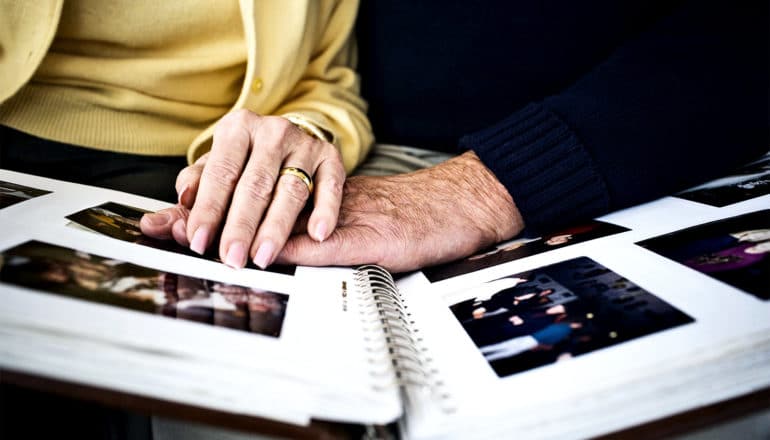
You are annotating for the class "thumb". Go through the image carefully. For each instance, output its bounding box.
[276,226,380,268]
[140,204,191,240]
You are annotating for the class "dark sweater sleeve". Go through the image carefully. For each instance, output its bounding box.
[460,0,768,233]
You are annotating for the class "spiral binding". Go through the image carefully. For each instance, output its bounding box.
[354,265,454,412]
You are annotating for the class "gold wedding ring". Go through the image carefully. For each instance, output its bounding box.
[279,167,314,194]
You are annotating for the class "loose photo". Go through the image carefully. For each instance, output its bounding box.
[0,241,289,337]
[67,202,296,275]
[637,209,770,300]
[450,257,692,378]
[676,154,770,207]
[423,221,628,282]
[0,180,51,209]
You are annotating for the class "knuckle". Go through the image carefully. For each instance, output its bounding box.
[214,110,256,137]
[228,108,255,125]
[321,176,344,198]
[187,213,218,233]
[273,115,295,132]
[278,174,311,203]
[192,193,232,219]
[263,116,295,140]
[251,122,290,156]
[202,159,242,189]
[239,169,276,204]
[225,216,259,237]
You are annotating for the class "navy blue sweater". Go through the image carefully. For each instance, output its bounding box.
[355,1,768,232]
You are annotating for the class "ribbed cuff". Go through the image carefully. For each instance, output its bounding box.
[459,103,610,233]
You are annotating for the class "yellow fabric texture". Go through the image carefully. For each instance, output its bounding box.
[0,0,373,172]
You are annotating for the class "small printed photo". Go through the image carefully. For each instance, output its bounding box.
[637,209,770,300]
[450,257,692,378]
[676,154,770,207]
[0,241,289,337]
[67,202,150,242]
[0,180,51,209]
[423,221,629,283]
[67,202,296,276]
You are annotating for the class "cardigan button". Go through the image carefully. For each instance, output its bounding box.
[251,77,263,93]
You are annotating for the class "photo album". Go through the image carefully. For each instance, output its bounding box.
[1,155,769,439]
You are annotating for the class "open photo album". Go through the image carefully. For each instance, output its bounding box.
[1,160,769,439]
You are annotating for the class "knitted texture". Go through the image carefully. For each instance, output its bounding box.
[461,103,609,233]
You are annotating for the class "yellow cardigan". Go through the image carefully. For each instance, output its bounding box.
[0,0,373,172]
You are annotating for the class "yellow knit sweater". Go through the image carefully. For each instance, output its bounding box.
[0,0,372,172]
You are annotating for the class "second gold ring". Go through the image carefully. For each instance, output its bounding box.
[278,166,314,194]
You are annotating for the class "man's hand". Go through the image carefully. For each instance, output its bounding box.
[277,151,525,272]
[139,110,345,269]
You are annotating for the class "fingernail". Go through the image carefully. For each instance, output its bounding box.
[177,184,189,205]
[190,226,209,255]
[253,240,276,269]
[224,242,246,268]
[144,212,170,226]
[314,221,328,242]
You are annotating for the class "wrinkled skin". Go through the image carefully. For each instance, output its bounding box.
[277,151,524,272]
[140,109,345,269]
[143,146,524,273]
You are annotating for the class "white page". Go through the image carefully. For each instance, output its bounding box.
[291,266,403,424]
[0,170,402,426]
[0,323,313,425]
[396,193,770,439]
[3,168,768,435]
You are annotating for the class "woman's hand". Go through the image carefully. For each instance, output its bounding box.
[140,109,345,269]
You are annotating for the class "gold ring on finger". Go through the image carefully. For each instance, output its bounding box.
[279,167,314,194]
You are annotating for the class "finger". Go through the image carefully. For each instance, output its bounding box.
[250,159,314,269]
[306,156,345,242]
[186,111,254,255]
[175,157,206,209]
[140,204,191,240]
[171,218,189,247]
[218,117,309,268]
[217,135,306,269]
[276,226,380,268]
[291,211,311,236]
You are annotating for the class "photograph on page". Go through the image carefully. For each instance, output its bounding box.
[0,240,289,337]
[67,202,296,275]
[637,209,770,300]
[0,180,52,209]
[448,257,693,377]
[676,153,770,207]
[422,220,629,283]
